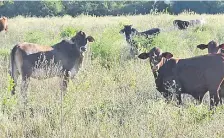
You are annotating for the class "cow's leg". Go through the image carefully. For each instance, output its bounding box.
[197,96,203,105]
[10,69,19,95]
[174,78,182,105]
[20,76,30,107]
[61,70,69,93]
[218,80,224,105]
[176,93,182,105]
[209,90,220,110]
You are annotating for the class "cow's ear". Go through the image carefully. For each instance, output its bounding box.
[87,36,95,42]
[119,29,124,34]
[197,44,208,50]
[138,53,149,59]
[161,52,173,59]
[218,44,224,49]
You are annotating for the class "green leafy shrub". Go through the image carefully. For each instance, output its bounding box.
[24,30,48,44]
[187,104,213,124]
[60,26,80,38]
[0,49,9,57]
[91,26,123,68]
[131,35,155,53]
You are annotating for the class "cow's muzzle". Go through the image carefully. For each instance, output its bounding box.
[80,46,87,52]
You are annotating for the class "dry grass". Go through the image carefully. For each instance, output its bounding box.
[0,13,224,137]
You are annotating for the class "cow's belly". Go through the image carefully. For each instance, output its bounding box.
[177,67,207,94]
[30,68,63,79]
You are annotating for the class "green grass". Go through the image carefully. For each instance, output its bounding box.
[0,13,224,137]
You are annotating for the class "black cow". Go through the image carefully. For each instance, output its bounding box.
[9,31,95,105]
[173,19,205,30]
[120,25,160,43]
[120,25,160,56]
[141,52,224,109]
[173,20,190,30]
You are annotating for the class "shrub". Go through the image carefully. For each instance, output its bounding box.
[60,26,78,38]
[24,30,47,44]
[91,26,123,68]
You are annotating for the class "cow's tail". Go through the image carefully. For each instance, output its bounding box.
[9,45,26,95]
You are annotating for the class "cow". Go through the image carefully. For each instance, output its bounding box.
[9,31,94,105]
[145,52,224,109]
[173,20,190,30]
[120,25,160,56]
[120,25,160,43]
[173,19,205,30]
[196,40,224,54]
[189,18,206,27]
[0,16,8,32]
[137,47,173,79]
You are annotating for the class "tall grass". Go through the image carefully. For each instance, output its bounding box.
[0,13,224,137]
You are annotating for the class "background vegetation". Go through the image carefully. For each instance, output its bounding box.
[1,1,224,17]
[1,12,224,137]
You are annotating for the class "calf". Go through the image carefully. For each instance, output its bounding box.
[0,16,8,32]
[120,25,160,56]
[138,47,173,79]
[197,40,224,54]
[151,53,224,109]
[120,25,160,43]
[9,31,94,104]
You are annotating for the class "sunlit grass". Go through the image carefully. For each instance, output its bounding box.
[0,13,224,137]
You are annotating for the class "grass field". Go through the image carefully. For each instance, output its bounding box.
[1,13,224,137]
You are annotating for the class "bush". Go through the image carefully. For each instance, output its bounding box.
[91,26,123,68]
[60,26,78,38]
[24,30,47,44]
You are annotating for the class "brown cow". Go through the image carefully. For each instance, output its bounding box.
[148,53,224,109]
[9,31,94,105]
[197,40,224,54]
[0,16,8,32]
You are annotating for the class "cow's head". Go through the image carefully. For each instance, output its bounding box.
[138,47,173,71]
[0,16,8,32]
[120,25,137,43]
[218,43,224,54]
[2,16,7,20]
[197,40,219,54]
[71,31,95,53]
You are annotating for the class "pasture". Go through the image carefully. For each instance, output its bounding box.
[0,13,224,137]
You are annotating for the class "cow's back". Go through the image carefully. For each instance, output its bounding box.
[176,54,224,97]
[142,28,160,35]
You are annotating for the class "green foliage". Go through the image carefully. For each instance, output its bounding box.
[193,25,213,33]
[0,49,9,57]
[187,104,213,124]
[91,26,123,68]
[1,74,17,115]
[2,15,224,137]
[24,31,47,44]
[24,30,60,46]
[2,1,224,17]
[60,26,78,38]
[40,1,64,16]
[132,35,155,53]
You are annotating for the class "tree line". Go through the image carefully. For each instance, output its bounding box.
[0,1,224,17]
